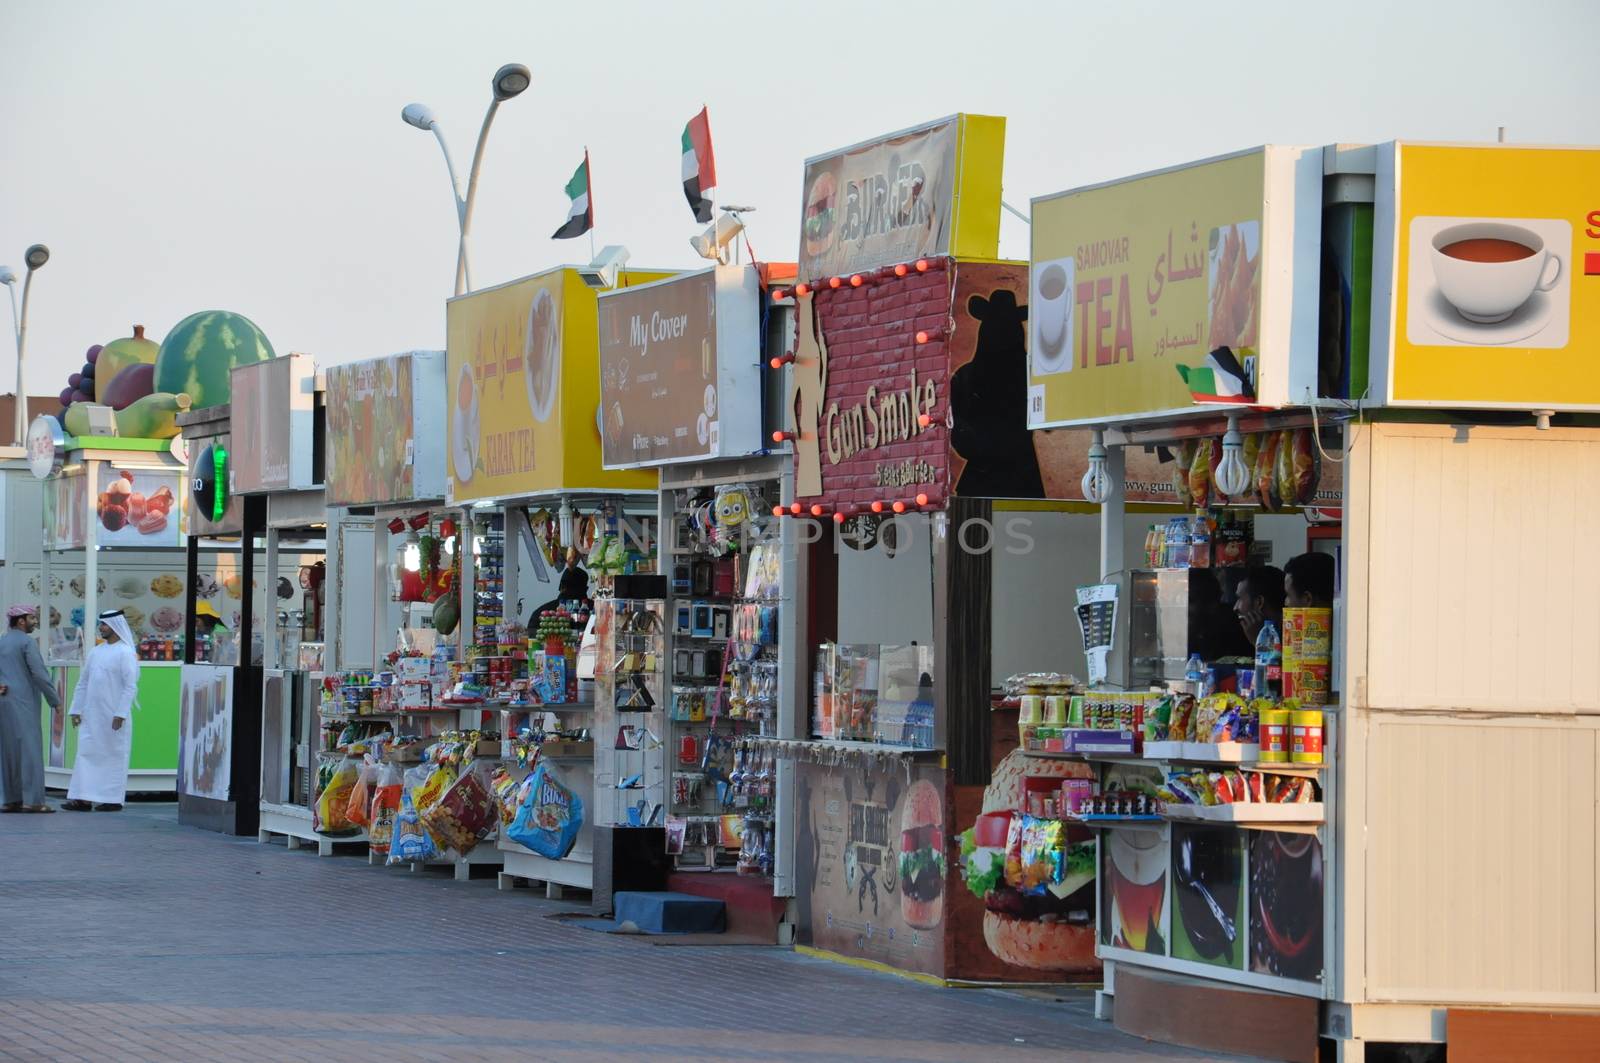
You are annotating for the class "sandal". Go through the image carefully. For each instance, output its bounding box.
[61,800,94,812]
[21,805,55,814]
[0,803,22,814]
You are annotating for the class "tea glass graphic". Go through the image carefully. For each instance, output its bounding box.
[1035,262,1071,350]
[1429,221,1562,323]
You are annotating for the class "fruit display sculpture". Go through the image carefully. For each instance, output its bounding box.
[64,391,192,440]
[154,310,275,410]
[95,325,160,403]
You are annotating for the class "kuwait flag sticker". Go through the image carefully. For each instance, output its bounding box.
[1176,347,1256,405]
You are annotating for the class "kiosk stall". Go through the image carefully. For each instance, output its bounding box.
[1024,141,1600,1061]
[441,264,671,901]
[597,261,802,934]
[28,415,190,794]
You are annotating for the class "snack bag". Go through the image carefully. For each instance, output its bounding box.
[346,761,375,829]
[1255,430,1280,511]
[506,762,585,860]
[1189,438,1214,509]
[1017,816,1065,895]
[1241,432,1262,480]
[1173,440,1197,507]
[314,756,361,835]
[1002,810,1027,888]
[368,762,404,855]
[422,762,496,856]
[412,762,457,815]
[1292,427,1320,506]
[1274,429,1296,510]
[491,767,522,828]
[386,788,437,865]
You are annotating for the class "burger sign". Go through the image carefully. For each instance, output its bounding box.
[797,114,1006,282]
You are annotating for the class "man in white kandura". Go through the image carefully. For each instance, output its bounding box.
[61,610,140,813]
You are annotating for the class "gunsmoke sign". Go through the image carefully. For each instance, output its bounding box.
[599,269,719,467]
[799,117,960,281]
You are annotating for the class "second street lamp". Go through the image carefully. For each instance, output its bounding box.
[3,244,50,444]
[401,62,531,297]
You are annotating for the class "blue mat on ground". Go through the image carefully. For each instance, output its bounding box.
[572,891,726,935]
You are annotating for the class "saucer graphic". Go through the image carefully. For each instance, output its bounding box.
[1417,286,1556,347]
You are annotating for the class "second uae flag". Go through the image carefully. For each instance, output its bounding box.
[552,152,593,239]
[681,107,717,223]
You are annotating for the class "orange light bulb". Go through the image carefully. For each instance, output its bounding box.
[916,493,930,507]
[894,263,909,277]
[892,501,907,514]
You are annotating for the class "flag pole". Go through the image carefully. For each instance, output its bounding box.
[587,146,596,261]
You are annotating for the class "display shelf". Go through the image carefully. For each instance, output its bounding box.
[1161,802,1325,829]
[1069,814,1164,829]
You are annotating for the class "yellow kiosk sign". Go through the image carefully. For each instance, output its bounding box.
[1028,147,1322,428]
[446,268,658,504]
[1374,142,1600,410]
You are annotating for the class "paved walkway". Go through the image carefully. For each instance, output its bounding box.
[0,802,1237,1062]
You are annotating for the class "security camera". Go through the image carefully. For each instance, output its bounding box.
[689,213,744,263]
[578,245,631,289]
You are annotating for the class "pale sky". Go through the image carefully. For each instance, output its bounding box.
[3,0,1597,398]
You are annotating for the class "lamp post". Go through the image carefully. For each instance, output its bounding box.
[2,243,49,444]
[401,63,530,297]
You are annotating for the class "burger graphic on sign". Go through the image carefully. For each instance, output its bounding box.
[803,171,838,259]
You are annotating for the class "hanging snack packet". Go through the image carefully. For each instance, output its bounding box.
[506,762,585,860]
[1017,815,1065,895]
[386,788,438,865]
[314,756,361,835]
[368,763,404,855]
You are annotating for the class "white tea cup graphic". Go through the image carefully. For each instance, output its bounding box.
[1429,222,1561,324]
[1034,261,1072,361]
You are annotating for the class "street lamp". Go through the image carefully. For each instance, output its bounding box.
[2,243,49,445]
[401,62,531,297]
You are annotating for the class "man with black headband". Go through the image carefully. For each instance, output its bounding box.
[61,610,140,812]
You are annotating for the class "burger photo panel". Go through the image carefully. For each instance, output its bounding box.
[793,759,948,978]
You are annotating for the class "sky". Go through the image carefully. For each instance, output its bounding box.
[1,0,1597,400]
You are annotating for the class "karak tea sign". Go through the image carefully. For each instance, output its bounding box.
[1372,142,1600,410]
[1027,146,1322,428]
[598,266,762,468]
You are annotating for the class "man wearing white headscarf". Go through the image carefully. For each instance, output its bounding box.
[0,605,62,813]
[61,610,140,812]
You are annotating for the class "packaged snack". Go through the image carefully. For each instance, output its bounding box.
[1174,440,1198,507]
[386,788,438,864]
[313,756,361,835]
[1255,430,1280,511]
[1290,708,1325,764]
[1210,772,1235,805]
[422,764,496,855]
[1247,772,1266,803]
[345,761,375,829]
[1292,427,1320,506]
[506,762,585,860]
[1143,694,1174,742]
[367,763,404,855]
[1274,429,1296,511]
[1017,815,1065,895]
[1210,704,1243,743]
[1169,695,1195,742]
[1241,432,1263,479]
[1002,811,1027,887]
[1189,438,1214,510]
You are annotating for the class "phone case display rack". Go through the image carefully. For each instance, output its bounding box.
[592,597,668,837]
[663,485,783,876]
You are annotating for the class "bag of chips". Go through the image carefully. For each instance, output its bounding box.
[368,762,404,855]
[313,756,361,835]
[386,787,438,865]
[1016,815,1066,895]
[421,761,497,856]
[346,760,375,829]
[505,762,585,860]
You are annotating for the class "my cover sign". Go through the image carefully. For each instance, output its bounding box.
[1370,142,1600,410]
[1027,147,1322,428]
[798,114,1006,282]
[599,266,762,468]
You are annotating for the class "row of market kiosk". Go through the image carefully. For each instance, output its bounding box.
[9,118,1598,1061]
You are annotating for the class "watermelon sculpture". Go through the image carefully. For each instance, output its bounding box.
[154,310,275,409]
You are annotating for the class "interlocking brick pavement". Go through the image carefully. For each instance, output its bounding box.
[0,803,1242,1061]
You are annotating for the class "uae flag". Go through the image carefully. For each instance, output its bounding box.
[681,107,717,223]
[552,152,593,240]
[1176,347,1256,404]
